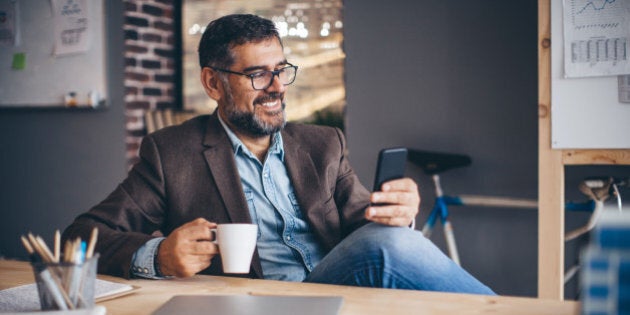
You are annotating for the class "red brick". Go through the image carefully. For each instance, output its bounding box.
[125,2,137,12]
[142,4,164,17]
[125,44,149,54]
[125,71,150,82]
[126,86,139,95]
[142,33,163,43]
[127,101,151,110]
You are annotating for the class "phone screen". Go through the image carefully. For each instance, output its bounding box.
[372,147,408,192]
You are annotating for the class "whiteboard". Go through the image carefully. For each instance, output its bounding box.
[0,0,105,107]
[551,0,630,149]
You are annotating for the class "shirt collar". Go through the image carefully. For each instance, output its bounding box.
[217,113,285,161]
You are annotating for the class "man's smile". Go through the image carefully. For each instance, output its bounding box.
[254,93,284,111]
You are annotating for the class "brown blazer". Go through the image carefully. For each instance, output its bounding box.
[63,112,371,278]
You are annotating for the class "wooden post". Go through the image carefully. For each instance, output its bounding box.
[538,0,565,300]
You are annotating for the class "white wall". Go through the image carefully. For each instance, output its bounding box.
[0,2,126,261]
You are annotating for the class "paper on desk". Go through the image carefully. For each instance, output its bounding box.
[0,305,106,315]
[0,279,133,312]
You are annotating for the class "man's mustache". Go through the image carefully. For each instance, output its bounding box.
[254,92,283,105]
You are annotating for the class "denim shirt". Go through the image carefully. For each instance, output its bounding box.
[130,117,325,281]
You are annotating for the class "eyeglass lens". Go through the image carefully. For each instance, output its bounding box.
[252,66,297,90]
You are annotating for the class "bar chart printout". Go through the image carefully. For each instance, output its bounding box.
[563,0,630,78]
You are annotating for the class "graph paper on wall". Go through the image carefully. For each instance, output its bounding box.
[563,0,630,78]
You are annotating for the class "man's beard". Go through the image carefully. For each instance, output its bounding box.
[222,80,287,137]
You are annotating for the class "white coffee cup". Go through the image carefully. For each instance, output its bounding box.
[211,223,258,274]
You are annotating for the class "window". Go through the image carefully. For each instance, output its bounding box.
[182,0,345,129]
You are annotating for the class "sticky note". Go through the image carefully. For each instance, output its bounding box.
[12,53,26,70]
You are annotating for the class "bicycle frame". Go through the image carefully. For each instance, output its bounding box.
[420,174,603,266]
[421,175,462,265]
[421,174,539,265]
[409,147,626,288]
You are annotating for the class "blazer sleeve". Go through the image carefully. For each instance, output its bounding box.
[62,135,168,278]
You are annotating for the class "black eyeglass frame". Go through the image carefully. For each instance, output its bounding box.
[208,63,298,90]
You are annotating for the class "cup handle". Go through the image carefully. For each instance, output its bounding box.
[209,228,218,244]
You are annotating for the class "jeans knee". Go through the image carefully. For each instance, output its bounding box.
[309,223,495,294]
[345,223,422,261]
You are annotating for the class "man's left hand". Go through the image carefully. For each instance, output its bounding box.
[365,178,420,227]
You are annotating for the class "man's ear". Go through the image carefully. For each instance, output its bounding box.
[200,67,223,101]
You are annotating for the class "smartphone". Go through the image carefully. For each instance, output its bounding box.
[372,147,408,192]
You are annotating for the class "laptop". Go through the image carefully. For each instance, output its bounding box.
[152,295,344,315]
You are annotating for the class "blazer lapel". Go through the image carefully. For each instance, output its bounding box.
[202,115,251,224]
[202,113,263,278]
[282,132,325,228]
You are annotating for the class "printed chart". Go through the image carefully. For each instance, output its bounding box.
[563,0,630,77]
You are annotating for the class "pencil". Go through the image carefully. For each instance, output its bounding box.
[54,230,60,263]
[36,236,57,263]
[20,236,34,255]
[86,228,98,259]
[27,233,51,263]
[64,240,72,263]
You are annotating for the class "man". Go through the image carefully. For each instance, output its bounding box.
[63,14,493,294]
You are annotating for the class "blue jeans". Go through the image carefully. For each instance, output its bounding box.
[304,223,495,295]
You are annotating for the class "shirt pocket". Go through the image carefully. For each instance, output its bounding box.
[288,192,305,219]
[244,189,262,239]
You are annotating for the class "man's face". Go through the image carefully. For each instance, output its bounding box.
[217,38,288,137]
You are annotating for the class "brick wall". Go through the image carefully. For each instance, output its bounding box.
[124,0,176,168]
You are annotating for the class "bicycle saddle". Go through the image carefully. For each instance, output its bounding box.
[407,149,472,175]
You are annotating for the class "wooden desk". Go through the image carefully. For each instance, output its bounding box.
[0,260,578,315]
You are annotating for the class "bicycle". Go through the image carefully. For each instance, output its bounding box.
[407,149,627,283]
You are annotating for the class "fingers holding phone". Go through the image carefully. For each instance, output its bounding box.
[366,178,420,226]
[366,148,420,226]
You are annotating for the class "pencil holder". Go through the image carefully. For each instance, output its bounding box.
[31,254,99,311]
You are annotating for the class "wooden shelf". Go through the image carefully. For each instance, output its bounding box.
[562,150,630,165]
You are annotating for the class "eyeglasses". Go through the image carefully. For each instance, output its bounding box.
[209,64,298,90]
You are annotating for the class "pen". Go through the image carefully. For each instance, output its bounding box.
[72,238,82,264]
[75,240,86,264]
[68,240,86,305]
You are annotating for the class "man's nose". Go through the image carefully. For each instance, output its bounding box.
[265,73,286,93]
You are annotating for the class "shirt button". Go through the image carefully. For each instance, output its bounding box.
[286,236,291,241]
[143,268,149,273]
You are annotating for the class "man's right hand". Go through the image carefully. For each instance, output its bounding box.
[157,218,218,277]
